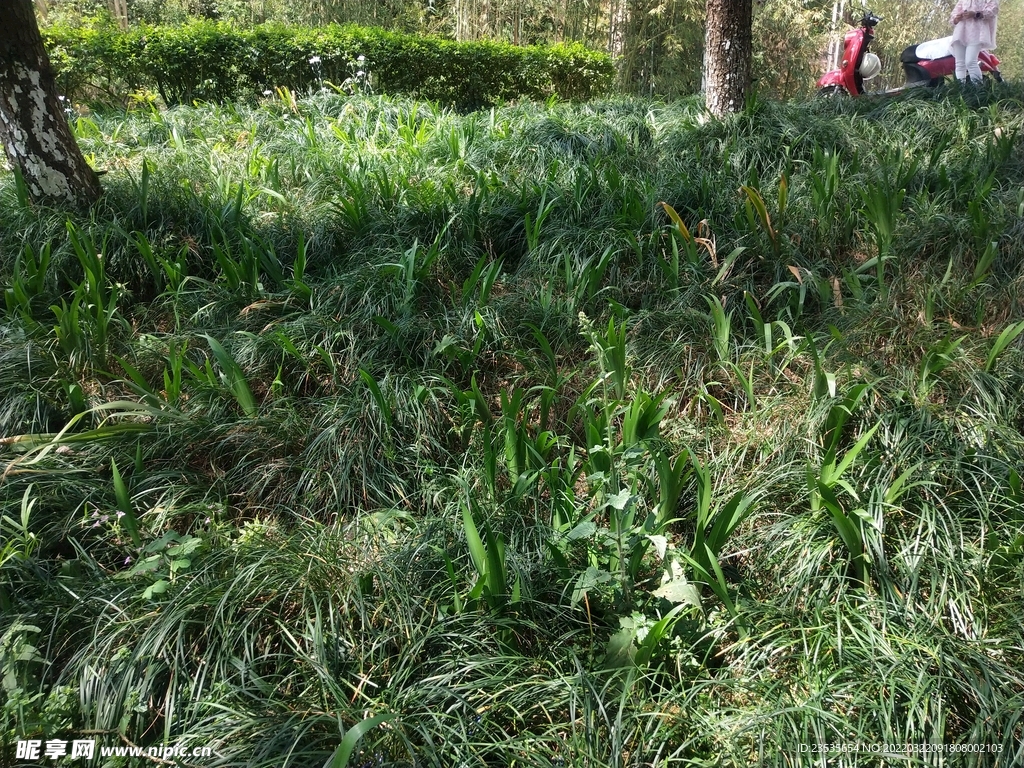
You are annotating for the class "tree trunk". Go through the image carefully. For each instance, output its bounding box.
[609,0,628,61]
[0,0,103,208]
[703,0,753,116]
[828,0,846,71]
[109,0,129,30]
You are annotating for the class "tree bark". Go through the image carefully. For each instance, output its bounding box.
[108,0,129,30]
[703,0,753,116]
[0,0,104,208]
[608,0,628,61]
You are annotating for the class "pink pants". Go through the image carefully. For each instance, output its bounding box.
[951,41,984,81]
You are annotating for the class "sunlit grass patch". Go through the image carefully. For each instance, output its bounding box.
[2,88,1023,766]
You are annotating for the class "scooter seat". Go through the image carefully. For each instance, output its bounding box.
[914,36,953,61]
[901,45,920,63]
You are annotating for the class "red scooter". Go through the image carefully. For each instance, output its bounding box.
[900,36,1001,87]
[817,11,1002,96]
[817,11,883,96]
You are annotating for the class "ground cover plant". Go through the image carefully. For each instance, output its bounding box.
[2,83,1024,767]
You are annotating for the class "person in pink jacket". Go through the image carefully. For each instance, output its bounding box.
[950,0,999,83]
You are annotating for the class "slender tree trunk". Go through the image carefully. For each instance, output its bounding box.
[455,0,466,40]
[109,0,129,30]
[0,0,103,207]
[703,0,753,116]
[622,0,654,94]
[828,0,846,71]
[609,0,628,62]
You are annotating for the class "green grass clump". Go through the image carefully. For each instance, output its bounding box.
[3,84,1024,767]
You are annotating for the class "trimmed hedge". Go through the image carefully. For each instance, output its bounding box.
[42,21,615,110]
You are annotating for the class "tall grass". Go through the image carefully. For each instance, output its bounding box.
[2,85,1024,766]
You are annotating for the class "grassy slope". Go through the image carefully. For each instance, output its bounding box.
[2,85,1024,767]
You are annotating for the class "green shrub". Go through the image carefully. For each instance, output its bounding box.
[141,21,243,104]
[42,21,614,109]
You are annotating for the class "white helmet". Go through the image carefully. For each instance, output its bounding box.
[859,52,881,80]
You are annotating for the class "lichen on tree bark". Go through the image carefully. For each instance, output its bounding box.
[0,0,103,207]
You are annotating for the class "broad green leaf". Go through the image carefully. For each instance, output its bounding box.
[884,463,924,505]
[680,544,737,621]
[646,534,668,560]
[652,576,703,609]
[358,369,393,427]
[818,482,864,563]
[128,555,162,576]
[203,335,257,418]
[603,619,636,670]
[634,604,686,668]
[659,201,693,241]
[324,713,395,768]
[167,536,202,557]
[705,491,757,556]
[740,184,777,252]
[143,579,169,599]
[985,320,1024,372]
[461,503,486,579]
[111,458,141,547]
[606,489,633,511]
[831,422,880,484]
[483,524,507,598]
[566,521,597,540]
